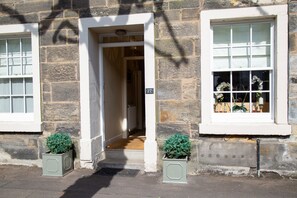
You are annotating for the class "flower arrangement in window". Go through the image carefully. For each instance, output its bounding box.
[251,75,264,106]
[215,82,230,102]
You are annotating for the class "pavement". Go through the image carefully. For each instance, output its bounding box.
[0,165,297,198]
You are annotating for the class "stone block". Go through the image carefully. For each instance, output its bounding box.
[52,82,79,102]
[40,30,67,46]
[43,103,80,121]
[159,21,199,38]
[159,100,200,123]
[38,137,46,159]
[39,11,63,20]
[292,124,297,135]
[289,100,297,124]
[157,80,181,100]
[52,18,78,30]
[53,0,72,10]
[0,135,39,160]
[15,1,52,14]
[289,33,297,53]
[194,37,201,56]
[260,141,297,171]
[289,84,297,98]
[159,57,199,79]
[204,0,231,9]
[169,0,200,10]
[47,45,78,63]
[79,7,110,18]
[289,3,297,13]
[42,83,51,92]
[155,10,180,23]
[157,123,190,139]
[40,47,46,63]
[56,122,80,137]
[155,38,194,58]
[43,92,51,102]
[64,10,79,18]
[154,1,169,12]
[42,63,77,82]
[199,140,257,167]
[73,0,106,9]
[182,8,199,21]
[0,13,38,24]
[43,122,56,133]
[289,55,297,74]
[188,141,199,174]
[289,15,297,33]
[182,79,198,100]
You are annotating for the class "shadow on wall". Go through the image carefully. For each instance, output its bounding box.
[0,0,189,68]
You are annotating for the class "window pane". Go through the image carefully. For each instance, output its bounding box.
[22,38,32,57]
[232,93,250,113]
[0,58,7,76]
[8,58,21,75]
[11,78,23,95]
[0,97,10,112]
[23,57,32,75]
[232,47,250,68]
[213,26,230,47]
[252,70,269,91]
[213,72,230,91]
[0,79,9,95]
[12,96,23,113]
[214,93,231,113]
[7,39,20,57]
[0,40,6,57]
[233,24,250,46]
[252,92,269,113]
[25,96,33,113]
[232,71,249,91]
[213,48,230,69]
[252,23,270,45]
[25,78,33,94]
[252,46,270,68]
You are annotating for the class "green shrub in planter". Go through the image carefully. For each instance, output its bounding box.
[43,133,73,176]
[163,133,191,184]
[46,133,72,154]
[163,133,191,159]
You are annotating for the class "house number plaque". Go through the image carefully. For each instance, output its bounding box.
[146,88,154,94]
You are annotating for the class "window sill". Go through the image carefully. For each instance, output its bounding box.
[0,121,43,132]
[199,123,291,136]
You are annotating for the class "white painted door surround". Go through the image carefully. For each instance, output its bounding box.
[78,13,157,172]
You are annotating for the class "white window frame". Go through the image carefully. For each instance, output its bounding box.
[0,24,41,132]
[200,5,291,135]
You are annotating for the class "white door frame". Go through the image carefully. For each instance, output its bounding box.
[79,13,157,172]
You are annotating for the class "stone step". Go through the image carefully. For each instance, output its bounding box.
[105,149,144,161]
[98,158,144,170]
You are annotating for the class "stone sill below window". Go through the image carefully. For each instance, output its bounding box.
[199,123,291,136]
[0,121,43,132]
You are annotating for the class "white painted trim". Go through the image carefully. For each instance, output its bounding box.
[0,23,41,132]
[79,13,157,171]
[200,5,291,135]
[99,41,144,48]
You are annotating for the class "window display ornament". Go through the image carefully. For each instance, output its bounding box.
[251,75,264,106]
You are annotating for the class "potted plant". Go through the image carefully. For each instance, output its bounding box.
[162,133,191,184]
[42,133,73,176]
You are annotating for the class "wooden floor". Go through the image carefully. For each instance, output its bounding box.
[106,130,145,150]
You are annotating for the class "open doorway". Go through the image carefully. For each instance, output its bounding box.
[102,44,145,151]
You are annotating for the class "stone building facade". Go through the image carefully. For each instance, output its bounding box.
[0,0,296,175]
